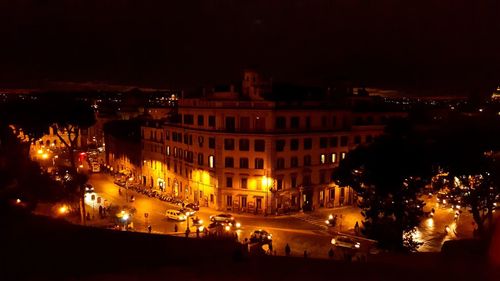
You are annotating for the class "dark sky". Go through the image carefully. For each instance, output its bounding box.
[1,0,500,95]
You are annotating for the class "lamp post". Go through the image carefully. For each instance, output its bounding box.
[299,186,304,212]
[269,181,277,215]
[91,194,96,219]
[126,177,133,202]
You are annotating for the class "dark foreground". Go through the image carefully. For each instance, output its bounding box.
[1,206,499,281]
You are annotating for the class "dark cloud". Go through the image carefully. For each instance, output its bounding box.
[1,0,499,95]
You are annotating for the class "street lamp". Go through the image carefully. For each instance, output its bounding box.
[58,205,68,215]
[299,186,304,212]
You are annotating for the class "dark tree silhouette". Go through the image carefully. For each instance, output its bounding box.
[432,114,500,237]
[4,95,96,224]
[0,123,67,212]
[334,119,433,251]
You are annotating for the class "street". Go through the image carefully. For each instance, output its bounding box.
[42,152,481,257]
[85,172,380,259]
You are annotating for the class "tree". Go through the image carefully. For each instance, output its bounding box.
[432,114,500,238]
[4,95,96,224]
[334,119,432,251]
[0,122,67,212]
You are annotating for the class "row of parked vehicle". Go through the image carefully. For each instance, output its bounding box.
[113,178,200,210]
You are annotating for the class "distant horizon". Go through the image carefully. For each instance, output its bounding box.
[2,1,499,99]
[0,80,471,99]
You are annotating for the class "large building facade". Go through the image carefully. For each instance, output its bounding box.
[140,71,406,213]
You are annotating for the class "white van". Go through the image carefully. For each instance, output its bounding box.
[165,209,187,221]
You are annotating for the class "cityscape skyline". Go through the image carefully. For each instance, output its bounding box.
[1,1,499,280]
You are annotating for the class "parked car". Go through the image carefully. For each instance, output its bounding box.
[165,210,187,221]
[331,235,360,249]
[250,229,272,243]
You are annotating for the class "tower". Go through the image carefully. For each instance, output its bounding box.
[242,69,264,100]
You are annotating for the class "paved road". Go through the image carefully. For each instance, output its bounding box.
[85,173,379,259]
[416,195,478,252]
[67,154,483,255]
[85,172,482,254]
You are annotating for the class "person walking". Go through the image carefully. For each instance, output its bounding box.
[196,227,200,238]
[147,225,152,233]
[303,250,308,259]
[185,228,191,238]
[285,243,291,256]
[174,224,178,232]
[98,205,103,218]
[354,221,360,235]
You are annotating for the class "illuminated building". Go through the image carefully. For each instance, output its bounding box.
[141,71,406,213]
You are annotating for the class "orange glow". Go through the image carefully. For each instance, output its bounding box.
[58,205,68,214]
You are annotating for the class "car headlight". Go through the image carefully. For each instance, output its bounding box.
[267,235,272,240]
[331,238,336,245]
[355,243,360,248]
[235,222,241,228]
[325,220,330,224]
[225,225,231,231]
[328,214,333,220]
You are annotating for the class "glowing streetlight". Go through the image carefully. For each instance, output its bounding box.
[59,205,68,214]
[16,198,21,204]
[42,153,49,159]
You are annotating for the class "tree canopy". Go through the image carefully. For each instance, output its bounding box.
[334,118,433,251]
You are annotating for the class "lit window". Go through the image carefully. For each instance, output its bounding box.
[341,152,346,159]
[209,155,214,168]
[166,146,170,156]
[331,153,336,163]
[320,154,326,164]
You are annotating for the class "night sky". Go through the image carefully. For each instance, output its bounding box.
[1,0,500,95]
